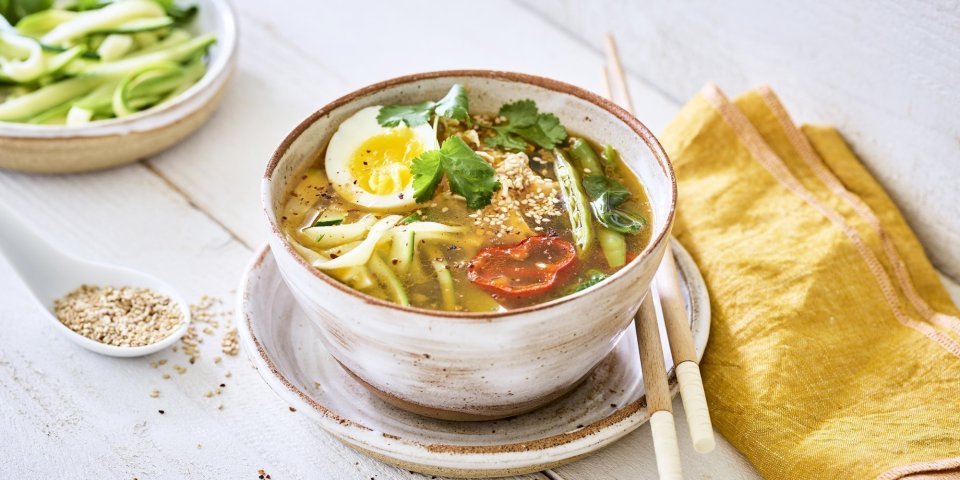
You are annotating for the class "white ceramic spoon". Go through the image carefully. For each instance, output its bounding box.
[0,203,190,357]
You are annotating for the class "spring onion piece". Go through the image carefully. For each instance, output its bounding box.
[368,253,410,306]
[553,148,593,256]
[0,1,213,125]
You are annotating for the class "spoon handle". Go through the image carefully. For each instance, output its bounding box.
[0,202,72,295]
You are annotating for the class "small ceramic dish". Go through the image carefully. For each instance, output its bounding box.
[262,70,678,421]
[0,0,237,174]
[237,241,709,477]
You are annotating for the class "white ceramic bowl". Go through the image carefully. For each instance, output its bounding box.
[0,0,237,173]
[262,71,677,421]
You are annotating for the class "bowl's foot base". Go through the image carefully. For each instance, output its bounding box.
[338,362,591,422]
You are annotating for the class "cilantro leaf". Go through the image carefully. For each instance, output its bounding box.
[483,99,568,151]
[377,101,436,128]
[434,84,470,124]
[532,112,567,147]
[411,150,444,202]
[439,136,500,209]
[499,99,538,127]
[483,132,529,151]
[377,84,470,128]
[408,137,500,210]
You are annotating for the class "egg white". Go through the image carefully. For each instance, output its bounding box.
[325,106,439,211]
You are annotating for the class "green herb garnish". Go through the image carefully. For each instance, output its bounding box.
[313,218,343,227]
[484,100,567,151]
[411,136,500,209]
[377,84,470,128]
[563,270,608,295]
[399,212,421,224]
[582,175,647,234]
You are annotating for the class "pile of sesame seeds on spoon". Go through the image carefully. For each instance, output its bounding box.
[0,202,191,357]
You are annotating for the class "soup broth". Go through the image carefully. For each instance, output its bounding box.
[280,86,653,312]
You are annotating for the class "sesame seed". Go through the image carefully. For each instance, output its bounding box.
[52,285,183,347]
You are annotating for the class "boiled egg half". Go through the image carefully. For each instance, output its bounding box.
[325,106,439,210]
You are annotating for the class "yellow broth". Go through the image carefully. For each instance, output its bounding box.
[280,122,653,312]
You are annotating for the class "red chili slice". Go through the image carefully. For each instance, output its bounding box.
[467,236,577,297]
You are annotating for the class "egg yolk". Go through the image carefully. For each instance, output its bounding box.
[349,128,424,195]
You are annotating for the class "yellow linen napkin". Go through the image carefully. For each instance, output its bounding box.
[661,84,960,480]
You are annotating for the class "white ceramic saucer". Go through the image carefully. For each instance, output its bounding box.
[237,240,710,478]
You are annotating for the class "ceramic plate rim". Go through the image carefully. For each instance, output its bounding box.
[236,239,710,470]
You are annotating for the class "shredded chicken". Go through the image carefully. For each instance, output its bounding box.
[469,152,564,241]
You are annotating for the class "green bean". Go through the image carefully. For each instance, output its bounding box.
[602,144,620,165]
[570,137,604,174]
[553,148,593,256]
[598,226,627,267]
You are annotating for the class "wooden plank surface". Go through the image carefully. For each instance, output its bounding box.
[516,0,960,281]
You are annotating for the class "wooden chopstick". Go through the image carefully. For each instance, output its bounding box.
[603,34,635,115]
[635,292,684,479]
[603,33,716,454]
[656,248,716,453]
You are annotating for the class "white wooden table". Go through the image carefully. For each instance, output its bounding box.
[2,1,957,478]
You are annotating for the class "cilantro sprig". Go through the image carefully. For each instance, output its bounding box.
[377,84,470,128]
[411,136,500,209]
[484,100,568,151]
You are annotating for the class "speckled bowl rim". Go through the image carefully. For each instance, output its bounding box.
[237,241,710,469]
[0,0,237,139]
[262,69,678,320]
